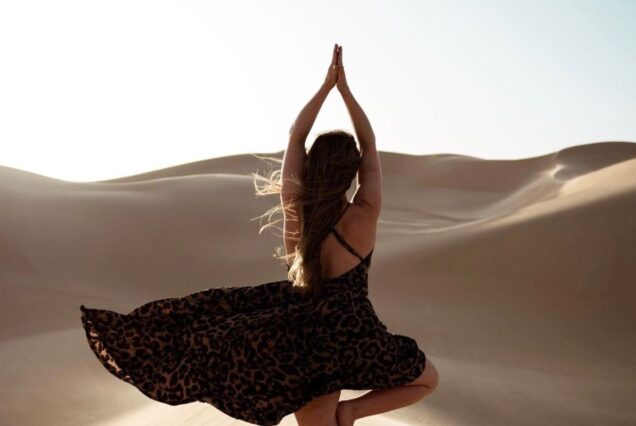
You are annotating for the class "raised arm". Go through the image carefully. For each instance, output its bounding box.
[336,45,382,215]
[281,44,339,202]
[281,44,340,263]
[281,85,327,202]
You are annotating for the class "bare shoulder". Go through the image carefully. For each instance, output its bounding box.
[349,199,380,223]
[343,200,379,256]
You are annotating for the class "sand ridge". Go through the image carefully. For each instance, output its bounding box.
[1,141,635,425]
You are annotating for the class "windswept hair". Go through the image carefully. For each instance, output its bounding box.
[250,129,361,298]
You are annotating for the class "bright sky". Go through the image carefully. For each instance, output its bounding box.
[1,0,635,182]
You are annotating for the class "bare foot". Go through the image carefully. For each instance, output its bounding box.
[336,400,355,426]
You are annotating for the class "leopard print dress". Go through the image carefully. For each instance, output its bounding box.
[80,205,427,426]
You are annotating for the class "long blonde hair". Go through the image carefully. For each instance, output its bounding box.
[251,129,361,298]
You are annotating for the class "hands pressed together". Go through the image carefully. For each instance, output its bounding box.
[323,43,349,94]
[289,42,368,146]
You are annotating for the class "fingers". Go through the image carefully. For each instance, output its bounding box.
[332,43,338,65]
[337,45,343,67]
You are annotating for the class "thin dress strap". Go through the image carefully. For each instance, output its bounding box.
[286,203,360,270]
[333,202,351,225]
[330,203,364,261]
[330,229,364,261]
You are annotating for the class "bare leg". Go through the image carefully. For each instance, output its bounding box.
[295,389,341,426]
[336,385,433,425]
[336,357,439,424]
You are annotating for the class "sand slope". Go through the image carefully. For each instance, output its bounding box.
[1,141,635,425]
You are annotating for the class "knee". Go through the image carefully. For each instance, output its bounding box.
[421,359,439,391]
[407,357,439,391]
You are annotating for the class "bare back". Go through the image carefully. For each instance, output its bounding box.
[320,200,379,280]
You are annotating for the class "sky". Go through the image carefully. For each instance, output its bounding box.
[1,0,635,182]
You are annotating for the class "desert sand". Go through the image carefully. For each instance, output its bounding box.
[1,140,635,425]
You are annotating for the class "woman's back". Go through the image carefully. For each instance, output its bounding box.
[320,199,379,281]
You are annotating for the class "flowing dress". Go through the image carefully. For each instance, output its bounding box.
[80,203,427,425]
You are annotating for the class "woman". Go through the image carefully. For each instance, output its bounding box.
[79,43,438,426]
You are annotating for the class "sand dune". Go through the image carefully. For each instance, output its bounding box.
[1,141,635,425]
